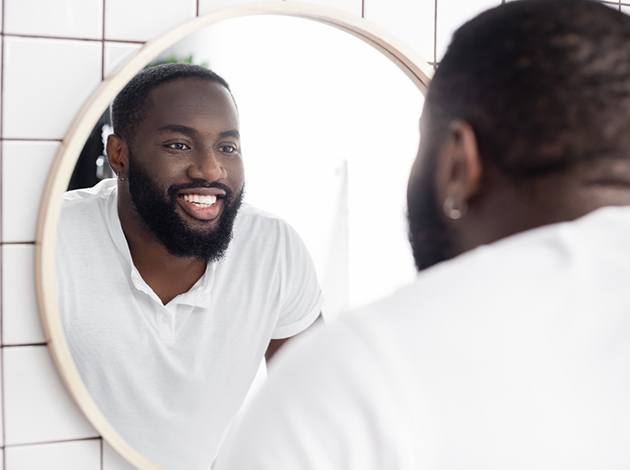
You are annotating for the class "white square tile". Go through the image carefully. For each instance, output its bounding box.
[199,0,280,14]
[364,0,435,63]
[285,0,361,16]
[5,440,100,470]
[103,441,136,470]
[105,0,196,41]
[5,0,103,39]
[4,345,98,445]
[3,37,102,140]
[2,245,46,345]
[436,0,501,60]
[622,5,630,15]
[1,38,3,134]
[2,141,58,243]
[104,41,143,78]
[0,350,4,446]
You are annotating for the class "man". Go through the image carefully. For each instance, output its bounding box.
[214,1,630,468]
[57,64,322,470]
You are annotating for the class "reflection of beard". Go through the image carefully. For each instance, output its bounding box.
[127,157,243,262]
[407,152,457,272]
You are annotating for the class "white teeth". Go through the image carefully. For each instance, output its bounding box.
[182,194,217,205]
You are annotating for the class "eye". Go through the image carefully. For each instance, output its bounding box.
[164,142,191,151]
[219,144,239,155]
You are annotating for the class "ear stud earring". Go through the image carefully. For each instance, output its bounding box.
[443,196,467,220]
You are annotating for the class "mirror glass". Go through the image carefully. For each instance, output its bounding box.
[57,14,424,469]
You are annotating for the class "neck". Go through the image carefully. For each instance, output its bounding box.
[455,167,630,254]
[117,185,207,305]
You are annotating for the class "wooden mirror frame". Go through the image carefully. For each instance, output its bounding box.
[35,2,432,468]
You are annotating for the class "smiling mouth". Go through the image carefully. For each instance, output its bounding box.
[176,192,225,222]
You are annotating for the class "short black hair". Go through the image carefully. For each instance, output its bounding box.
[423,0,630,178]
[110,63,232,142]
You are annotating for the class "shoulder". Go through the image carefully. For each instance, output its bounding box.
[59,179,117,240]
[62,178,116,215]
[232,203,305,246]
[341,205,630,361]
[234,203,290,229]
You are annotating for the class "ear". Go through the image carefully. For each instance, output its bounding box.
[433,120,482,219]
[106,134,129,177]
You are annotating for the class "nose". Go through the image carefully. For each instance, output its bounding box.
[188,147,227,182]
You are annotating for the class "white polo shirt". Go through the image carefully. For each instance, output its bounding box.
[214,205,630,470]
[57,179,322,470]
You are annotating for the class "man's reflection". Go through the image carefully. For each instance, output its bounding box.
[57,64,322,470]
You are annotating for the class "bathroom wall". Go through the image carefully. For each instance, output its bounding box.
[0,0,625,468]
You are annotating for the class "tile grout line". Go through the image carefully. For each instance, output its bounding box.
[361,0,365,18]
[101,0,106,81]
[4,32,104,43]
[2,343,48,348]
[103,39,146,45]
[2,32,145,45]
[4,436,101,449]
[0,138,62,142]
[1,0,6,462]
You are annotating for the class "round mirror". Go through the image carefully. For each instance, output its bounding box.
[36,5,431,469]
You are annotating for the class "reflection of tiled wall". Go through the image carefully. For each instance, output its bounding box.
[0,0,623,468]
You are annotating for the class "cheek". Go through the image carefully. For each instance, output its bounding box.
[226,158,245,186]
[155,159,189,180]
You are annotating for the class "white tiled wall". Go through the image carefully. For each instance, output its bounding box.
[5,440,100,470]
[2,245,44,345]
[4,0,103,39]
[3,346,96,445]
[104,42,143,78]
[2,141,58,242]
[0,0,621,468]
[104,0,196,42]
[3,37,101,139]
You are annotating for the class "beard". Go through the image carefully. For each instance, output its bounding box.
[127,157,243,262]
[406,150,457,272]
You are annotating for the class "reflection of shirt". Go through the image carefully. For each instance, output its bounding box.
[215,206,630,470]
[57,178,322,470]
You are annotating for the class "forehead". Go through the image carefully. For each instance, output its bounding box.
[139,78,239,133]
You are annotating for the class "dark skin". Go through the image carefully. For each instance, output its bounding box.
[107,78,317,360]
[411,120,630,254]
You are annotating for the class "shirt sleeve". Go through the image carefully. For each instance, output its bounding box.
[271,221,323,339]
[213,321,412,470]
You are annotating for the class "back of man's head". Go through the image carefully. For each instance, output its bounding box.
[408,0,630,271]
[426,0,630,177]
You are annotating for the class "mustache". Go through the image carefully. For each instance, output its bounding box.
[167,180,234,202]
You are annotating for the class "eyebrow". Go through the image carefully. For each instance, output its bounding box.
[219,130,240,139]
[156,125,240,140]
[157,124,197,136]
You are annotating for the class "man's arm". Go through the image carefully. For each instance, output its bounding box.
[265,314,323,363]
